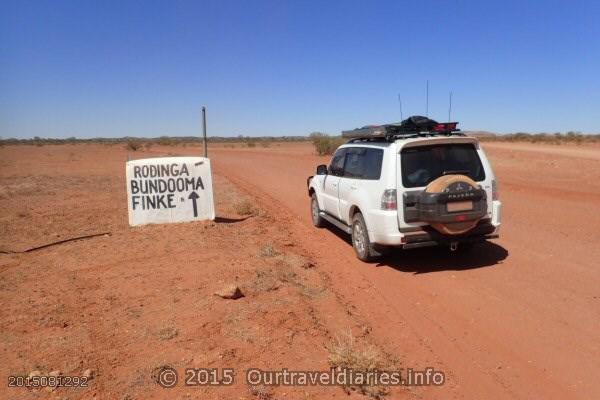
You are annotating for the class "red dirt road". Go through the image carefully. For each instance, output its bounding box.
[209,142,600,399]
[1,142,598,399]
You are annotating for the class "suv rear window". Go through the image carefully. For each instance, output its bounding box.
[401,143,485,188]
[344,147,384,180]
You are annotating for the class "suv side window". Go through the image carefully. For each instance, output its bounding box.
[343,147,384,180]
[329,148,347,176]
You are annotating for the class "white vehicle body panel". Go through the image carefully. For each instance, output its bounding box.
[308,135,502,247]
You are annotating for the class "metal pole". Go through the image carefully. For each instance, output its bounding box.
[398,94,403,121]
[426,80,429,117]
[448,91,453,122]
[202,106,207,158]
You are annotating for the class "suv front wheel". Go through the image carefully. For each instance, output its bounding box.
[352,213,378,262]
[310,193,325,228]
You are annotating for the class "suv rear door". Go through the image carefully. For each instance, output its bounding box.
[396,138,490,228]
[338,146,385,224]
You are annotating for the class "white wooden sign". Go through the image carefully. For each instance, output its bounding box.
[126,157,215,226]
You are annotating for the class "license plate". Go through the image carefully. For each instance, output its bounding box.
[447,201,473,212]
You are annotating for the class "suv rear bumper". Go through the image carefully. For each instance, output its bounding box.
[401,219,498,249]
[370,218,499,248]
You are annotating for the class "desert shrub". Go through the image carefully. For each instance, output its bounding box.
[327,332,389,398]
[479,130,600,145]
[246,140,256,148]
[260,141,271,148]
[233,199,258,216]
[309,132,345,155]
[157,136,174,146]
[126,140,142,151]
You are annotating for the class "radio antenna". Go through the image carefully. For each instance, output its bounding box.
[397,94,403,121]
[448,91,453,122]
[426,80,429,117]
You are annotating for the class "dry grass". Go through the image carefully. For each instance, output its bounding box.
[327,331,390,398]
[328,332,385,371]
[251,258,325,299]
[248,384,273,400]
[276,253,314,269]
[156,326,178,341]
[251,269,282,293]
[258,243,278,257]
[233,199,259,216]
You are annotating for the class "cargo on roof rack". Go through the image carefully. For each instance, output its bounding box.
[342,115,463,141]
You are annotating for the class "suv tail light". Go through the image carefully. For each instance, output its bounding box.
[492,179,499,200]
[381,189,397,210]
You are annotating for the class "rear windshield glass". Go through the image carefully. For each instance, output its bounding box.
[401,143,485,188]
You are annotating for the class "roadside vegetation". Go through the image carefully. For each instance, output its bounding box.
[4,131,597,149]
[309,132,346,155]
[473,131,600,145]
[233,199,259,216]
[125,140,142,151]
[0,135,309,147]
[327,331,393,398]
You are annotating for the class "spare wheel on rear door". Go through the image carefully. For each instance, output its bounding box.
[420,174,487,235]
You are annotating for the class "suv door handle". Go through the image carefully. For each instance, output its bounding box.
[350,185,357,190]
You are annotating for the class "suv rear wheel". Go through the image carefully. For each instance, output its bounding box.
[310,193,325,228]
[352,213,378,262]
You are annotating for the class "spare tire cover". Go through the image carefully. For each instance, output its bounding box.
[425,175,482,235]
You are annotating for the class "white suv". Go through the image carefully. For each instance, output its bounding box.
[307,118,501,261]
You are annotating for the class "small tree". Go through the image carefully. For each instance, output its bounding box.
[309,132,344,155]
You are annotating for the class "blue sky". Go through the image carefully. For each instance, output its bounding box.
[1,0,599,138]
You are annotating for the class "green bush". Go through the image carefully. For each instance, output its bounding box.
[309,132,345,155]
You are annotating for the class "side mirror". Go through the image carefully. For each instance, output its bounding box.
[316,164,328,175]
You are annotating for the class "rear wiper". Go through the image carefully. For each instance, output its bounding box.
[442,170,469,176]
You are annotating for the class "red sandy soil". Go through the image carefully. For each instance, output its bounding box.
[0,144,407,400]
[208,141,600,400]
[1,141,599,399]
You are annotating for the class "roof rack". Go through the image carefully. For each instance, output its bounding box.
[342,116,464,142]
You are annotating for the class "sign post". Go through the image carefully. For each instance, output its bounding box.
[125,156,215,226]
[202,106,208,158]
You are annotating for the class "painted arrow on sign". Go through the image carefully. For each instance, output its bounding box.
[188,191,199,217]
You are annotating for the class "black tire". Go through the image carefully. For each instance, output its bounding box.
[351,213,379,262]
[310,193,325,228]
